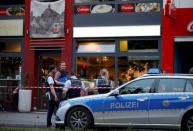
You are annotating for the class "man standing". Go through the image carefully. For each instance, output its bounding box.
[54,61,69,101]
[45,65,58,128]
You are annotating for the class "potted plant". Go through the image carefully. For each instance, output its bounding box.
[18,72,32,112]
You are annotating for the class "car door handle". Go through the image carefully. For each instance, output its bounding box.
[137,97,148,102]
[178,96,189,100]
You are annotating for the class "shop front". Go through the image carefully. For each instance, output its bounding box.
[163,0,193,73]
[73,0,162,87]
[73,38,161,86]
[0,1,24,111]
[24,0,73,110]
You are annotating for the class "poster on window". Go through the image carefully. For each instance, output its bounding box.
[30,0,65,38]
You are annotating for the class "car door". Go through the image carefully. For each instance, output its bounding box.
[149,78,187,124]
[103,78,155,125]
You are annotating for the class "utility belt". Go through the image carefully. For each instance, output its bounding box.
[97,87,111,94]
[66,87,82,99]
[46,91,63,101]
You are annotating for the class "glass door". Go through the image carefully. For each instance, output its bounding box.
[37,52,61,110]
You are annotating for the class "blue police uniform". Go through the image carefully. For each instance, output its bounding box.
[96,77,111,94]
[66,78,82,99]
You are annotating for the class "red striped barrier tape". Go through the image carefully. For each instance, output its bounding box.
[0,86,112,89]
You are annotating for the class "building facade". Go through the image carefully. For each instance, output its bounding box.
[73,0,162,86]
[0,0,193,111]
[162,0,193,73]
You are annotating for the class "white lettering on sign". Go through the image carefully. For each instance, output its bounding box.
[187,21,193,32]
[110,102,139,109]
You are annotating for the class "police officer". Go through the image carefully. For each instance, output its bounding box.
[96,68,113,94]
[54,61,69,101]
[64,72,86,99]
[45,65,58,128]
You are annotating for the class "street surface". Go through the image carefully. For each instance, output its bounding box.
[0,112,177,131]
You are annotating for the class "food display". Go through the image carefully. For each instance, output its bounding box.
[75,0,98,3]
[91,4,114,13]
[135,3,160,12]
[6,7,25,16]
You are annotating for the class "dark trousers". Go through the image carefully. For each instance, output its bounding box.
[47,100,59,127]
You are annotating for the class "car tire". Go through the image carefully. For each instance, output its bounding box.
[181,112,193,131]
[66,107,92,130]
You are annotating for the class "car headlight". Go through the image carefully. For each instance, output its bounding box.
[59,100,68,108]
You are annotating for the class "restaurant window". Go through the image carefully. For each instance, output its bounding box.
[0,57,21,80]
[76,41,115,53]
[0,57,22,111]
[118,56,159,85]
[0,42,21,53]
[76,56,115,81]
[120,40,158,52]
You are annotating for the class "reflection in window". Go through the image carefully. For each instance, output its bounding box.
[120,79,155,95]
[185,80,193,92]
[120,40,158,52]
[0,42,21,52]
[77,41,115,53]
[118,56,159,85]
[158,79,186,93]
[76,56,115,81]
[0,57,21,79]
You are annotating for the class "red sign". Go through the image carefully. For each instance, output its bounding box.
[0,8,7,16]
[120,4,134,12]
[187,21,193,32]
[76,5,90,14]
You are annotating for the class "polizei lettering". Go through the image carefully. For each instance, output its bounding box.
[110,102,139,109]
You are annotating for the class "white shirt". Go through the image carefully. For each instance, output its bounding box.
[47,76,54,85]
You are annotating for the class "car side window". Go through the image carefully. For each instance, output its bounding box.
[157,79,186,93]
[119,79,155,95]
[185,80,193,92]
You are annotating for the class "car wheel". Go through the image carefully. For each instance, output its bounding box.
[182,112,193,131]
[66,107,92,130]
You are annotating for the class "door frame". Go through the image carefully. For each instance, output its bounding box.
[36,50,61,110]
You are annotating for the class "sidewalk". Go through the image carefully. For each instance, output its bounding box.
[0,111,54,128]
[0,112,177,131]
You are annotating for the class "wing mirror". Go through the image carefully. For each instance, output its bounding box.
[111,90,119,96]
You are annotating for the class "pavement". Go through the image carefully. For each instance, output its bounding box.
[0,111,51,128]
[0,112,177,131]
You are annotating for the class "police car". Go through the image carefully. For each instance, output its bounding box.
[56,73,193,131]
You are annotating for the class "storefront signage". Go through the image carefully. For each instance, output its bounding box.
[0,19,23,36]
[0,7,25,16]
[120,4,134,12]
[187,21,193,32]
[30,0,65,38]
[76,5,90,14]
[165,0,176,18]
[0,8,6,16]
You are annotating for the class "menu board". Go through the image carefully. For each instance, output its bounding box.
[30,0,65,38]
